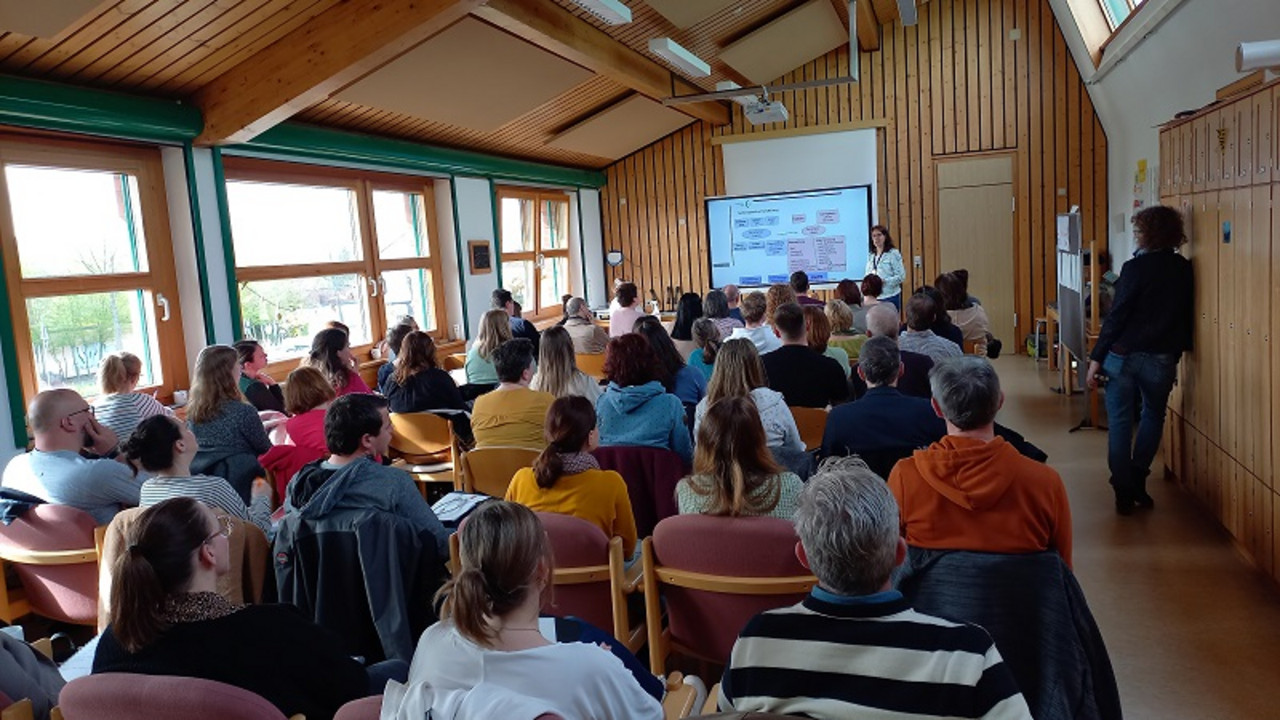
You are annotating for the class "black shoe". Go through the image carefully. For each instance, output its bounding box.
[1131,467,1155,510]
[1110,477,1136,516]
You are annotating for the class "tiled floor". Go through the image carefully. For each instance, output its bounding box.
[993,355,1280,718]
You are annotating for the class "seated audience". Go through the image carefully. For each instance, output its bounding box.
[471,339,554,450]
[234,340,284,413]
[686,317,720,382]
[803,305,850,377]
[2,389,138,524]
[825,299,868,360]
[764,283,798,327]
[530,326,601,404]
[678,396,803,519]
[376,322,418,391]
[283,366,336,456]
[670,292,703,357]
[465,309,513,389]
[493,288,540,353]
[860,304,934,399]
[899,294,963,364]
[305,328,372,396]
[693,339,804,460]
[609,282,645,338]
[187,345,271,503]
[383,331,473,446]
[860,273,884,307]
[727,291,781,355]
[92,352,172,441]
[833,279,868,334]
[633,315,706,405]
[287,393,450,557]
[719,457,1031,719]
[761,303,849,408]
[404,501,663,719]
[93,497,376,720]
[562,296,609,354]
[937,271,992,354]
[703,289,743,340]
[376,315,419,362]
[912,285,965,348]
[125,415,272,534]
[506,396,637,556]
[723,283,744,323]
[790,270,825,307]
[595,334,693,466]
[889,357,1073,567]
[820,337,946,463]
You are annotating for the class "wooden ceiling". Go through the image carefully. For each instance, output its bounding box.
[0,0,908,170]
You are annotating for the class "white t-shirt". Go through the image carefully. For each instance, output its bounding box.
[408,621,662,720]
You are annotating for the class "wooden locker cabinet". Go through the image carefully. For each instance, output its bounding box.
[1237,99,1253,187]
[1180,122,1195,195]
[1193,115,1209,192]
[1223,104,1240,188]
[1160,129,1173,196]
[1256,89,1274,184]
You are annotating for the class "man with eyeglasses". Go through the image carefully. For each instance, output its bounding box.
[2,389,141,524]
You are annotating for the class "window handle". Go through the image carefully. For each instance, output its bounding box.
[378,275,386,296]
[368,276,379,298]
[156,293,171,322]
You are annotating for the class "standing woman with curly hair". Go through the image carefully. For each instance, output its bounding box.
[1086,205,1193,515]
[304,328,371,396]
[505,396,636,556]
[865,225,905,310]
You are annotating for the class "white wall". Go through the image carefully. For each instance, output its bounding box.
[160,147,211,370]
[719,128,879,221]
[453,176,499,339]
[1049,0,1280,262]
[435,179,467,342]
[577,188,607,308]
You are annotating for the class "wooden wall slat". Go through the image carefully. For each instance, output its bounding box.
[598,0,1108,343]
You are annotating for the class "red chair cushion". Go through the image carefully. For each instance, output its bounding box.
[536,512,615,634]
[58,673,287,720]
[0,505,98,625]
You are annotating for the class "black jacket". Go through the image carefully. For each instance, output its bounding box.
[761,345,850,408]
[1090,249,1194,362]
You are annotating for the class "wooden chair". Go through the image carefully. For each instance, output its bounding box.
[460,446,539,497]
[388,411,460,491]
[642,516,816,673]
[661,673,699,719]
[0,699,32,720]
[788,406,829,452]
[963,338,983,355]
[575,352,608,380]
[57,674,302,720]
[0,505,99,626]
[442,353,467,371]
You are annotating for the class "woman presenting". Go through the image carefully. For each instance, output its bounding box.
[865,225,905,310]
[1085,206,1193,515]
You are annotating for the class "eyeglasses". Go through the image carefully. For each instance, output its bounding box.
[66,406,94,420]
[203,515,235,545]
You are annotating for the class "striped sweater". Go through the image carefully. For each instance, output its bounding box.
[93,392,172,444]
[720,591,1032,720]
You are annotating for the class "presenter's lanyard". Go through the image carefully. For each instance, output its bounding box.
[872,252,883,273]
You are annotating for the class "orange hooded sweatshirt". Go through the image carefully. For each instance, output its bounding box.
[888,435,1073,568]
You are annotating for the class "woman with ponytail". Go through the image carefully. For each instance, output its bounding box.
[678,396,802,518]
[92,351,172,441]
[406,501,661,719]
[504,396,636,557]
[93,497,373,720]
[686,318,721,382]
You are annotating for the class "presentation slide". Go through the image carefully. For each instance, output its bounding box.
[706,185,873,289]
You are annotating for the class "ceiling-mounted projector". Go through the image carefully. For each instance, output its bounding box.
[570,0,631,25]
[744,99,789,125]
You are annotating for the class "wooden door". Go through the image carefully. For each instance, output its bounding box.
[936,155,1016,345]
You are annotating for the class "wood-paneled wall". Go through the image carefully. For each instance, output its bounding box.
[600,0,1107,344]
[1159,80,1279,584]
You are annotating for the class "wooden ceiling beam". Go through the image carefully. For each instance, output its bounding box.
[191,0,486,146]
[473,0,730,126]
[870,0,900,25]
[854,0,880,51]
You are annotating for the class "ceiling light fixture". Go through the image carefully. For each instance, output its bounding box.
[648,37,712,78]
[570,0,632,26]
[897,0,918,26]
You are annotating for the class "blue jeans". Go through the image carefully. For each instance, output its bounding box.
[1102,351,1179,487]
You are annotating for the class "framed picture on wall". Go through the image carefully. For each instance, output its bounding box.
[468,240,492,274]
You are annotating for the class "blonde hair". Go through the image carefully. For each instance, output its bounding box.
[283,366,336,415]
[705,339,766,407]
[99,352,143,394]
[186,345,245,424]
[825,299,854,334]
[476,309,513,360]
[529,326,579,398]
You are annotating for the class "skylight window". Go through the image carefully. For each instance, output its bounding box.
[1099,0,1147,30]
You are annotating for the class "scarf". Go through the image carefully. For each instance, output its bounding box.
[161,591,244,624]
[559,452,599,476]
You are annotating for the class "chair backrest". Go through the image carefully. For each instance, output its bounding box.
[787,406,828,452]
[98,507,270,631]
[0,505,98,626]
[894,548,1121,720]
[389,412,455,463]
[575,353,607,380]
[644,515,815,670]
[442,353,467,371]
[963,338,982,355]
[828,334,868,361]
[58,673,289,720]
[591,445,685,537]
[460,446,539,497]
[334,695,381,720]
[535,512,622,638]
